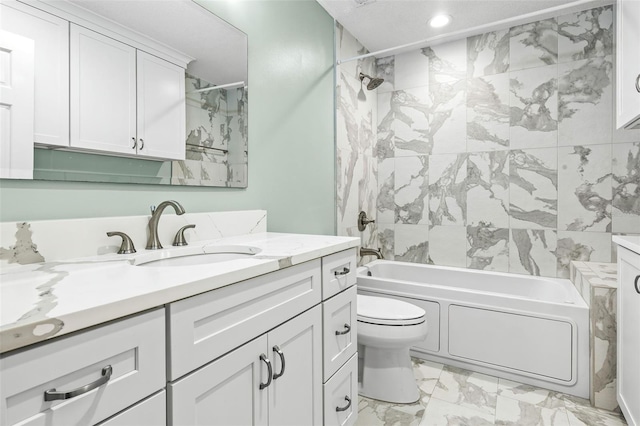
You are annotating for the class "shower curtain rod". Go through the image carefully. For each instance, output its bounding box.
[335,0,608,65]
[188,81,245,94]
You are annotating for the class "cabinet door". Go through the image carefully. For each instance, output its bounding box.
[169,335,268,426]
[616,0,640,129]
[70,24,137,155]
[268,306,323,426]
[0,30,34,179]
[137,51,186,160]
[1,2,69,147]
[617,247,640,426]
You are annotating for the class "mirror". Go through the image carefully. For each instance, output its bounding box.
[32,0,248,187]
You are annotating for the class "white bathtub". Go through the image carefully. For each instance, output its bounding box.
[357,260,589,398]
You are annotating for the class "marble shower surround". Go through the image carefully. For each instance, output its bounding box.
[369,5,640,279]
[335,23,379,256]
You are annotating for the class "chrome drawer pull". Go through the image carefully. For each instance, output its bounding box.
[259,354,272,389]
[272,345,286,379]
[335,323,351,336]
[636,74,640,93]
[336,396,352,412]
[334,267,350,276]
[635,275,639,294]
[139,138,144,150]
[131,137,137,149]
[44,365,112,402]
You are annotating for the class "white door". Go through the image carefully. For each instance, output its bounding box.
[136,50,185,160]
[70,24,136,155]
[268,306,323,426]
[1,2,69,147]
[169,335,269,426]
[0,30,34,179]
[617,248,640,426]
[616,0,640,129]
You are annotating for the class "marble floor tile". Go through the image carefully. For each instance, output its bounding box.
[419,397,495,426]
[562,396,627,426]
[495,395,571,425]
[498,379,565,409]
[430,365,499,416]
[357,396,424,426]
[413,358,445,396]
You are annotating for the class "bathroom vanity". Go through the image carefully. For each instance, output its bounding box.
[613,236,640,426]
[0,211,360,426]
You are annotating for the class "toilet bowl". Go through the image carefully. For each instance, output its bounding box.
[357,295,428,404]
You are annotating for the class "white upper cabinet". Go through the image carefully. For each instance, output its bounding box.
[0,30,34,179]
[0,1,69,147]
[70,24,137,155]
[616,0,640,129]
[70,24,185,160]
[136,51,186,160]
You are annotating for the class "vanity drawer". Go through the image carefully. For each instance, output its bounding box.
[323,354,358,426]
[323,286,357,381]
[169,259,321,380]
[322,248,357,300]
[0,309,165,426]
[97,390,166,426]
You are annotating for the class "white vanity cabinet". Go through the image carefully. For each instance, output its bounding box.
[0,309,165,426]
[0,0,70,148]
[70,24,185,160]
[169,307,323,426]
[616,0,640,129]
[617,246,640,426]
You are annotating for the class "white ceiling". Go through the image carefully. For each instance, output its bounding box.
[318,0,610,60]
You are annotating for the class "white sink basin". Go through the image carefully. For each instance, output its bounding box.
[134,245,261,267]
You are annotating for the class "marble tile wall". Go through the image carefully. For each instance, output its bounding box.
[370,5,640,278]
[172,74,248,187]
[570,261,619,411]
[335,24,379,257]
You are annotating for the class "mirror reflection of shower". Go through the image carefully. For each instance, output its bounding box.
[357,72,384,101]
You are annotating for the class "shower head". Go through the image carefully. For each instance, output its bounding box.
[359,72,384,90]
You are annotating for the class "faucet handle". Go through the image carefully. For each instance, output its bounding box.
[173,224,196,246]
[106,232,136,254]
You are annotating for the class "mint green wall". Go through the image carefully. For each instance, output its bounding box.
[0,0,336,235]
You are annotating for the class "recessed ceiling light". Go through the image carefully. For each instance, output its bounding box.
[429,14,452,28]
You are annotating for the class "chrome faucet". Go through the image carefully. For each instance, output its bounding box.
[146,200,186,250]
[360,247,383,259]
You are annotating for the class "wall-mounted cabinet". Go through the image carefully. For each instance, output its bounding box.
[616,0,640,130]
[70,25,185,161]
[0,1,69,148]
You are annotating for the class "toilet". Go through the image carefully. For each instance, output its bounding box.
[357,295,428,404]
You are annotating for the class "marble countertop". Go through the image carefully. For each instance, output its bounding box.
[0,232,360,354]
[612,235,640,255]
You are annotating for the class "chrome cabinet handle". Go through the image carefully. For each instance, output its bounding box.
[131,137,137,149]
[635,275,639,294]
[272,345,286,380]
[44,365,112,402]
[335,323,351,336]
[336,396,352,412]
[334,267,350,276]
[636,74,640,93]
[139,138,144,150]
[259,354,272,389]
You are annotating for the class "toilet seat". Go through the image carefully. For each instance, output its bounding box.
[357,295,426,326]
